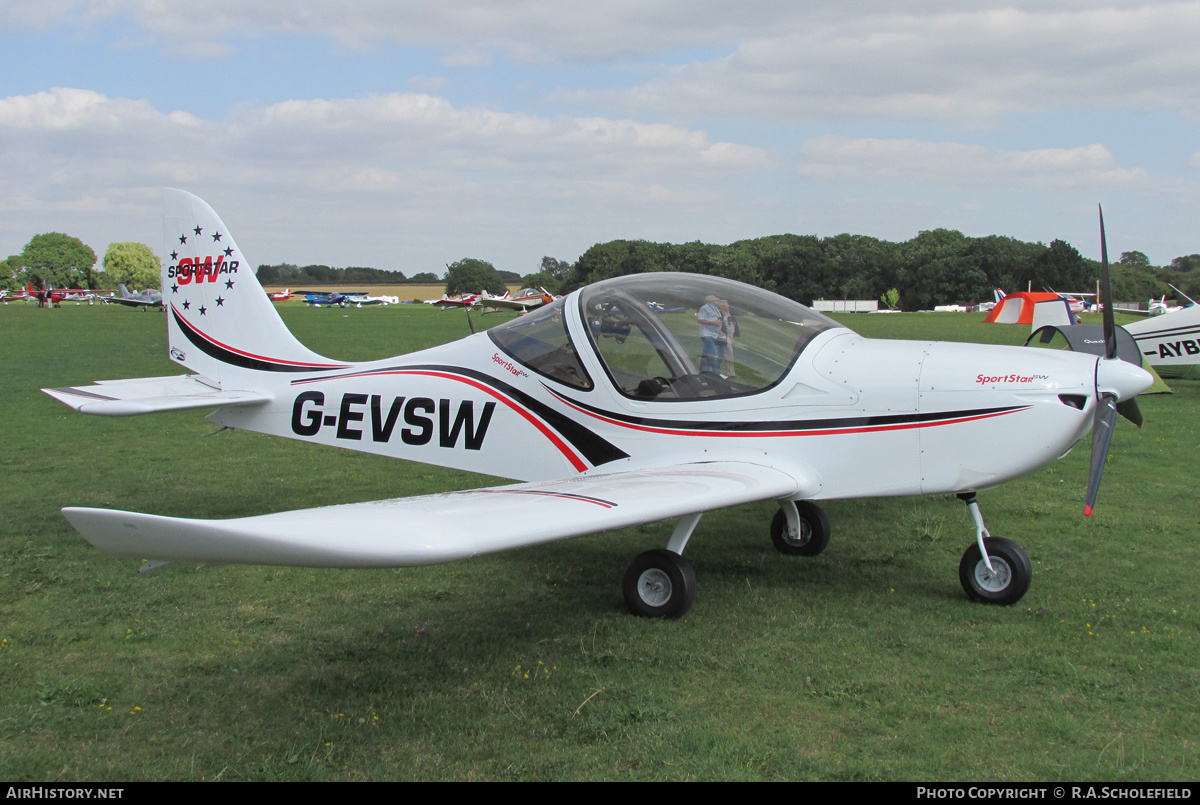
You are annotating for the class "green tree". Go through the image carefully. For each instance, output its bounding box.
[102,242,160,290]
[445,258,506,296]
[1119,250,1152,268]
[0,255,22,291]
[519,271,561,294]
[1169,255,1200,273]
[738,234,824,302]
[539,257,571,282]
[1035,240,1093,293]
[20,233,97,289]
[896,229,975,310]
[823,233,897,301]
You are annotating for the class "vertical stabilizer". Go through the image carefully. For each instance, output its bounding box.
[161,190,349,385]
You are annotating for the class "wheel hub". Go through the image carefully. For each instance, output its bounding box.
[637,568,673,607]
[973,557,1012,592]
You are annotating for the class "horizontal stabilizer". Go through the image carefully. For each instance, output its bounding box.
[63,461,804,568]
[42,374,271,416]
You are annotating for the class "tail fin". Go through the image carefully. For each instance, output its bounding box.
[161,190,349,386]
[993,288,1006,303]
[118,284,133,298]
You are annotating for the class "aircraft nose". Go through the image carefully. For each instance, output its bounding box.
[1095,357,1153,401]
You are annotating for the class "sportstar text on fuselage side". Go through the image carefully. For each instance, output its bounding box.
[42,191,1152,618]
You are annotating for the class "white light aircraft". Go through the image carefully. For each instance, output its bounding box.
[109,284,164,309]
[479,287,557,314]
[1121,304,1200,379]
[345,293,399,307]
[42,192,1153,617]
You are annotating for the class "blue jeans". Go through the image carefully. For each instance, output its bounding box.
[700,336,720,373]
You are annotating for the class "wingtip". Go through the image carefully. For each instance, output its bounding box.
[1084,505,1094,517]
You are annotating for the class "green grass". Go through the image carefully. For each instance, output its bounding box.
[1,303,1197,781]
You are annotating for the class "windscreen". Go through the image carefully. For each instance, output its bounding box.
[578,273,846,400]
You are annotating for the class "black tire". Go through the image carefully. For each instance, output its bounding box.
[770,501,830,556]
[622,549,697,619]
[959,537,1032,605]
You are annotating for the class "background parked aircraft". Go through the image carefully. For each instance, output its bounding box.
[109,284,163,309]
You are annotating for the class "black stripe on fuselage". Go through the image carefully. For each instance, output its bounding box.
[549,390,1028,434]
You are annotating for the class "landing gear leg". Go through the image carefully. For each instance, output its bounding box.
[957,493,1032,605]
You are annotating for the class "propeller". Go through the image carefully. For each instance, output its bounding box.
[1084,206,1148,516]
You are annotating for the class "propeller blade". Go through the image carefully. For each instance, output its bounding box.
[1098,205,1117,361]
[1084,392,1118,516]
[1116,398,1144,428]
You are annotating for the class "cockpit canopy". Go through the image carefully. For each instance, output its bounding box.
[488,273,846,401]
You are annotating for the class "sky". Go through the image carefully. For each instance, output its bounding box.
[2,1,1199,279]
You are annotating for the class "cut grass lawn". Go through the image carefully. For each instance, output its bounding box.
[1,302,1197,781]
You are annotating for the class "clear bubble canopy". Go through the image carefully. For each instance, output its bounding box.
[489,272,847,400]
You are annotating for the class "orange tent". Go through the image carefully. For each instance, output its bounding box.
[983,292,1073,325]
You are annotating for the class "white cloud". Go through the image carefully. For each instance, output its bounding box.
[798,136,1147,187]
[0,87,771,270]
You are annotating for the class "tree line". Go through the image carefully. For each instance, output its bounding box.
[2,233,161,292]
[7,229,1200,312]
[561,231,1200,310]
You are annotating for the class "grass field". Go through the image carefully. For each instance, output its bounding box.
[2,301,1197,781]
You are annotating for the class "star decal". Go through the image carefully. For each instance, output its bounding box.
[223,247,234,256]
[170,251,179,261]
[193,226,203,236]
[171,284,179,294]
[215,296,225,307]
[199,305,207,316]
[212,231,222,242]
[179,234,187,244]
[225,279,235,289]
[182,300,191,310]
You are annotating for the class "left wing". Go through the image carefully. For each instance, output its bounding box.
[63,461,807,568]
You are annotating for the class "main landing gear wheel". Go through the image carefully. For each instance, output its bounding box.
[770,501,831,556]
[623,549,697,619]
[958,537,1032,606]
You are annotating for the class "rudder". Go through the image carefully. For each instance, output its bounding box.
[161,189,348,385]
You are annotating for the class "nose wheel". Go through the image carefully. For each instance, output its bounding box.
[957,494,1032,605]
[959,537,1032,605]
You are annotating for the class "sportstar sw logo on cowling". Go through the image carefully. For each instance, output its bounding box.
[291,392,497,450]
[975,373,1050,384]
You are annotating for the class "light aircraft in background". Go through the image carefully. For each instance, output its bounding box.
[43,192,1152,618]
[2,288,30,304]
[478,287,557,314]
[266,288,292,302]
[1149,297,1181,316]
[297,290,350,306]
[297,290,398,307]
[109,284,163,309]
[429,291,490,310]
[1121,303,1200,379]
[344,292,399,307]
